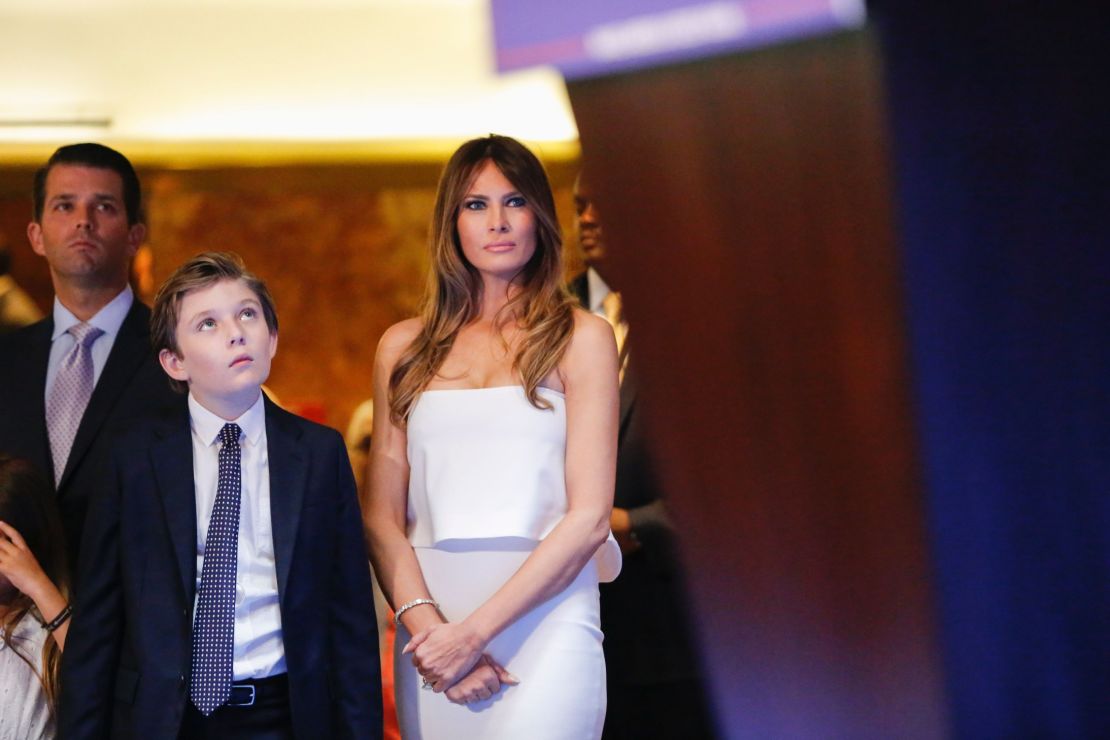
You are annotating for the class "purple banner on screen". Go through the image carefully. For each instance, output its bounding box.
[492,0,866,79]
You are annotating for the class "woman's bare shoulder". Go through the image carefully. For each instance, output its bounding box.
[376,318,423,366]
[560,308,617,383]
[569,308,615,350]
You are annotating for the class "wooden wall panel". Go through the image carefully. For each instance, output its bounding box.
[0,195,53,309]
[567,31,948,738]
[0,159,582,431]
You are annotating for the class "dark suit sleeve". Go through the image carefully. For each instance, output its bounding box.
[326,432,384,739]
[628,499,674,542]
[616,393,689,577]
[58,446,125,739]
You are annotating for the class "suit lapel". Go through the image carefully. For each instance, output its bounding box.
[264,397,306,605]
[569,272,590,308]
[151,408,198,603]
[58,302,152,493]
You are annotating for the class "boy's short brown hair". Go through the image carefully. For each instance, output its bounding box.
[151,252,279,392]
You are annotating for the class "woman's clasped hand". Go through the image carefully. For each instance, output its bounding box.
[404,621,519,703]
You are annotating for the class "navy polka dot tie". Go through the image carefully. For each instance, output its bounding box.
[190,423,243,715]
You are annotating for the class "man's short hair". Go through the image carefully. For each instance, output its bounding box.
[32,143,143,226]
[151,252,279,393]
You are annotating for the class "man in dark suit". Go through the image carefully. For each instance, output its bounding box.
[60,252,382,738]
[0,143,177,573]
[572,172,716,739]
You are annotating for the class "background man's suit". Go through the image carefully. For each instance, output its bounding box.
[570,273,714,739]
[59,394,383,739]
[0,300,178,571]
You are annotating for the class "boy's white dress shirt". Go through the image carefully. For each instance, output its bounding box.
[188,390,286,680]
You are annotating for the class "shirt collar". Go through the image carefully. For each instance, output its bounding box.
[51,285,134,342]
[586,267,612,315]
[188,390,266,448]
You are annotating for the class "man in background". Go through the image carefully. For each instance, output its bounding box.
[571,170,716,739]
[0,143,177,573]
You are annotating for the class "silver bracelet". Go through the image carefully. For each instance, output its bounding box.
[394,598,438,627]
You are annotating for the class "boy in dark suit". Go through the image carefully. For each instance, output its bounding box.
[60,252,382,739]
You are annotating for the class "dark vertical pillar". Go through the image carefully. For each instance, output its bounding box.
[567,31,948,738]
[875,2,1110,736]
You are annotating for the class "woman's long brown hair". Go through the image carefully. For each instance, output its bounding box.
[0,455,70,712]
[388,135,575,425]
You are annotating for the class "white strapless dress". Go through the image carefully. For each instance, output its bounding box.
[396,386,621,740]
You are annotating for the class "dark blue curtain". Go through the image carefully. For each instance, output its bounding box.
[875,2,1109,736]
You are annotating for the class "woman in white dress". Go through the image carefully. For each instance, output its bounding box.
[363,135,622,739]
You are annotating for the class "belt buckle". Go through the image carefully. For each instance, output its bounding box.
[228,684,256,707]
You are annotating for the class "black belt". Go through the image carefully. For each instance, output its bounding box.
[227,673,288,708]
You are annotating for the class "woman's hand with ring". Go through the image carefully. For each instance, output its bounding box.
[403,621,485,691]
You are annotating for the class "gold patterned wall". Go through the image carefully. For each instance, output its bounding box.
[0,158,583,434]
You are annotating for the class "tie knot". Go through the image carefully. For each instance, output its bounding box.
[218,423,241,448]
[68,322,105,348]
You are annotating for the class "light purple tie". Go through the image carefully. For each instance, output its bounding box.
[46,322,104,485]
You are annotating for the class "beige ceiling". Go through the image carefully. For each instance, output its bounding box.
[0,0,578,164]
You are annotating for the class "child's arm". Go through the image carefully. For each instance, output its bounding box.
[327,431,385,739]
[57,449,127,738]
[0,520,70,649]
